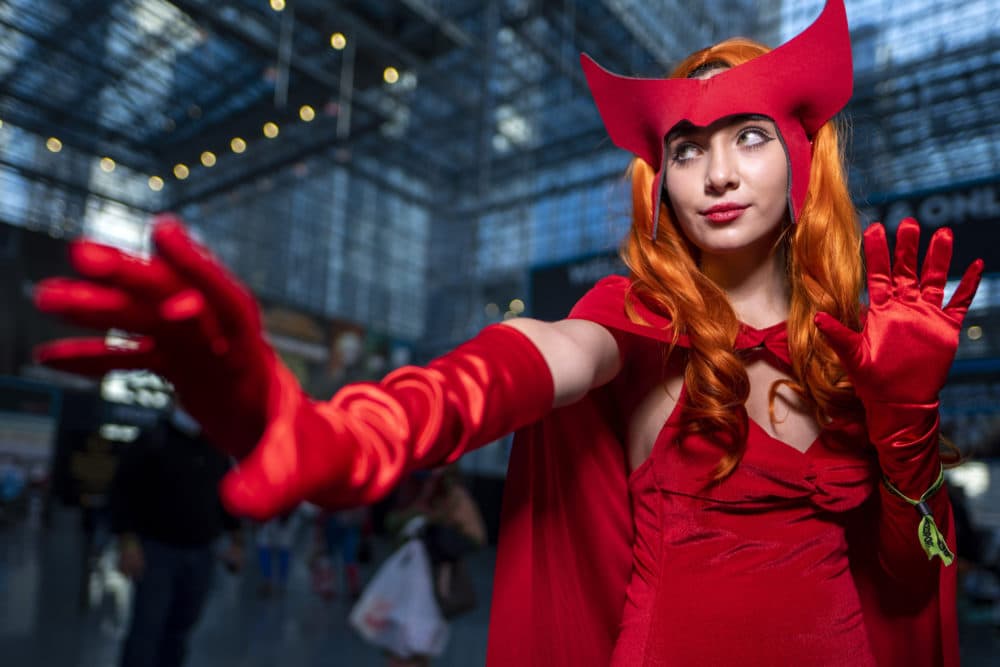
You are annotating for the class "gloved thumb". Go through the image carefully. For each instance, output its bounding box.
[218,402,316,520]
[814,312,863,368]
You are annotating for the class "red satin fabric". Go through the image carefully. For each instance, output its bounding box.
[487,275,958,666]
[221,322,556,518]
[581,0,853,224]
[611,380,877,666]
[35,219,556,520]
[815,219,982,498]
[34,218,279,459]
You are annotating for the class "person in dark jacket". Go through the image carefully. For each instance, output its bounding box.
[110,406,243,667]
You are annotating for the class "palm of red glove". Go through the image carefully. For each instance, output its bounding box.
[814,218,982,406]
[34,215,275,457]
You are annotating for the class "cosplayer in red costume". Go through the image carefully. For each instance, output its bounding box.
[34,1,980,664]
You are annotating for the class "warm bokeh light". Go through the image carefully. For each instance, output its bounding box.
[503,310,517,320]
[330,32,347,50]
[484,303,500,318]
[263,122,279,138]
[509,298,525,314]
[383,67,400,84]
[46,137,62,152]
[967,325,984,341]
[230,137,247,153]
[200,151,216,167]
[148,176,164,191]
[299,105,316,122]
[270,0,285,11]
[100,157,116,173]
[173,163,190,179]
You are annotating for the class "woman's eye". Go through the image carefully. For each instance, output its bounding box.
[671,143,700,163]
[737,127,773,147]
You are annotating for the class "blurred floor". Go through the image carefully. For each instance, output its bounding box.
[2,504,999,667]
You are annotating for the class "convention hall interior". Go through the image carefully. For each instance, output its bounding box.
[1,0,999,665]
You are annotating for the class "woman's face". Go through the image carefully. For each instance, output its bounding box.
[663,115,789,259]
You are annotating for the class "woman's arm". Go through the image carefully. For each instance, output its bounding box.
[35,218,625,519]
[502,318,623,408]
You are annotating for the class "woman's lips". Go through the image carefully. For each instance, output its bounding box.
[702,205,748,223]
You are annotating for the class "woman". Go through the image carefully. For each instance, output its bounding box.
[34,1,978,664]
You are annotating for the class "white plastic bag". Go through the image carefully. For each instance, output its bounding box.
[349,536,449,658]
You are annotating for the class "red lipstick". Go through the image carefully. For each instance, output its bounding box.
[701,203,749,223]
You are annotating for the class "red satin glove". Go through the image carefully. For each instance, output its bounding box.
[814,218,981,491]
[222,323,554,518]
[35,216,555,519]
[815,219,981,567]
[35,215,276,458]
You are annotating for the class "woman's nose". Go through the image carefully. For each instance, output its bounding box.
[704,147,739,192]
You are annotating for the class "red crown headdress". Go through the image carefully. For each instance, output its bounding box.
[581,0,853,238]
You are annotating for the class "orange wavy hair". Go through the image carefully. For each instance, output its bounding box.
[621,38,864,478]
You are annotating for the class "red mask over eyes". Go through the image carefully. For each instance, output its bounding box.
[581,0,853,238]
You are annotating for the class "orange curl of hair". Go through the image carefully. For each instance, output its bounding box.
[621,38,863,478]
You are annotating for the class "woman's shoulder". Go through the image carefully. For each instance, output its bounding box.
[567,275,681,353]
[568,275,631,314]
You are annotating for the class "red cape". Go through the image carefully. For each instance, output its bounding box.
[486,275,958,666]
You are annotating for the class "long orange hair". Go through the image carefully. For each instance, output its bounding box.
[621,38,864,477]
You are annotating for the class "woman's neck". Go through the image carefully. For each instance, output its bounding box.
[700,243,790,329]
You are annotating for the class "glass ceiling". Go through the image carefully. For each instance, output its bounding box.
[0,0,997,350]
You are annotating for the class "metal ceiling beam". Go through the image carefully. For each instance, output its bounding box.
[0,0,112,90]
[0,154,155,214]
[168,0,339,89]
[0,86,157,166]
[465,124,613,192]
[321,1,479,110]
[0,16,159,163]
[164,117,444,214]
[600,0,703,71]
[162,0,460,180]
[398,0,475,49]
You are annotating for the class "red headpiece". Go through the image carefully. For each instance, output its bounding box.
[581,0,853,238]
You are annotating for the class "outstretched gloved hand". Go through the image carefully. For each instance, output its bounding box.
[35,215,276,459]
[35,216,554,520]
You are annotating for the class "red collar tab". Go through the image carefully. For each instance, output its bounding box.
[581,0,853,237]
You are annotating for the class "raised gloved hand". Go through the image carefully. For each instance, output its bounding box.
[815,219,981,414]
[815,218,982,564]
[35,216,555,520]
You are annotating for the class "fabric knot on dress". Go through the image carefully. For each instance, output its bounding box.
[802,457,877,512]
[735,320,792,368]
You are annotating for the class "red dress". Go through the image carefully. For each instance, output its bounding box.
[486,276,958,666]
[610,373,878,665]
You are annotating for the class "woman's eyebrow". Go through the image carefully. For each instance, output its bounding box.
[666,123,701,143]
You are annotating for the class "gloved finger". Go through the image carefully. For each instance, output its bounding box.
[33,336,161,376]
[158,289,231,358]
[152,216,259,337]
[70,240,185,300]
[814,312,865,370]
[34,278,160,332]
[891,218,920,300]
[919,227,952,309]
[943,258,984,323]
[862,224,892,306]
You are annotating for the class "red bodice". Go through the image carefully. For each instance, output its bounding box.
[610,355,879,666]
[487,275,957,667]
